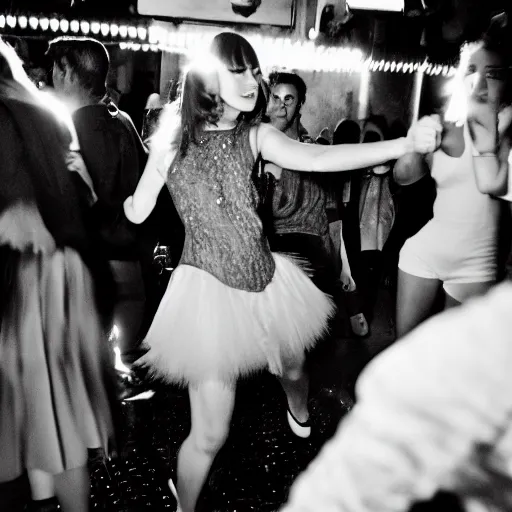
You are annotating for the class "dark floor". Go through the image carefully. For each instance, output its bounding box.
[1,285,396,512]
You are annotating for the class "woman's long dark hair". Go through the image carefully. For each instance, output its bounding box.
[179,32,266,155]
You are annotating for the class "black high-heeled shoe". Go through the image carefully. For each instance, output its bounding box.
[25,497,60,512]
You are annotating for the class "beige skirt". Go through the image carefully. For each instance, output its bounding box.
[0,248,115,481]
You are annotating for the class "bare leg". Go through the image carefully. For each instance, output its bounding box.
[177,379,236,512]
[27,469,54,501]
[277,353,309,423]
[54,466,90,512]
[396,270,442,338]
[444,281,494,309]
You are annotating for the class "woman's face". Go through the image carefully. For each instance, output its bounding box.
[217,60,260,113]
[464,47,508,107]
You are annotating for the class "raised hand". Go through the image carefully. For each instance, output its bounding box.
[467,98,512,154]
[406,114,443,155]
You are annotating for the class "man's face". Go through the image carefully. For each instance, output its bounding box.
[267,83,301,132]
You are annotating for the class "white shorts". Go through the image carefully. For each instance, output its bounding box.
[398,219,497,285]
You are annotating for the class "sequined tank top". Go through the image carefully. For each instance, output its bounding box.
[167,125,276,292]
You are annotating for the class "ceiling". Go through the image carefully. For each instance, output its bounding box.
[0,0,510,63]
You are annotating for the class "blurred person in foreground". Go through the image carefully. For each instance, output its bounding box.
[0,40,116,512]
[281,281,512,512]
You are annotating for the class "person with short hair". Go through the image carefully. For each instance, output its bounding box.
[47,36,148,365]
[259,71,366,340]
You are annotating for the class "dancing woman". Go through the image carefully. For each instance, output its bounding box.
[124,32,438,512]
[395,22,512,338]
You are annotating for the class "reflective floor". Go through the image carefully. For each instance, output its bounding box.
[88,372,352,512]
[2,286,395,512]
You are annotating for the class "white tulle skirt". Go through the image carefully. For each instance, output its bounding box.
[139,253,335,386]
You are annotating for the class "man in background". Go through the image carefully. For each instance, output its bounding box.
[47,37,147,366]
[258,71,351,376]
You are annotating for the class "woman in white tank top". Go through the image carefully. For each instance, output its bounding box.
[395,36,512,338]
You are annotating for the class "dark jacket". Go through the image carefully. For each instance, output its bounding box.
[72,102,148,261]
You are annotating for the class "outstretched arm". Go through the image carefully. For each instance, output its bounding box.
[257,117,441,173]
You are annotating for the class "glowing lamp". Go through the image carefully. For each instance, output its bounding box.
[347,0,403,11]
[137,26,147,40]
[80,21,90,34]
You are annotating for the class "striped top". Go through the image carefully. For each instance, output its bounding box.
[270,131,329,238]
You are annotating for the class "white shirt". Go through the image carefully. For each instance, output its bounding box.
[281,283,512,512]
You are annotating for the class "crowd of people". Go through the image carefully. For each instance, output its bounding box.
[1,9,511,512]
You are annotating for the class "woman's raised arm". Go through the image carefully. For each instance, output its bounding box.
[124,104,181,224]
[124,147,169,224]
[468,103,512,196]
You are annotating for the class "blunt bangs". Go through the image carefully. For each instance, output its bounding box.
[211,32,260,72]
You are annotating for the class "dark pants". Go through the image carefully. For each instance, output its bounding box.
[0,473,30,511]
[268,232,349,344]
[109,260,146,365]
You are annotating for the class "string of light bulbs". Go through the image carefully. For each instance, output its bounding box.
[0,14,148,40]
[0,13,456,76]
